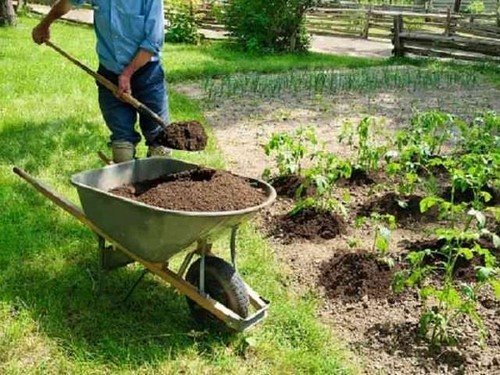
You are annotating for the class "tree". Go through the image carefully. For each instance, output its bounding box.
[0,0,16,26]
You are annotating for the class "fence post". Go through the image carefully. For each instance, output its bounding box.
[453,0,461,13]
[392,14,405,57]
[362,6,372,39]
[444,6,452,36]
[496,0,499,27]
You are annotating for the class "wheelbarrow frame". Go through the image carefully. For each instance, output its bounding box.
[13,166,271,331]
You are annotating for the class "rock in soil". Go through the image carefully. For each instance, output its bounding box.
[273,208,346,241]
[319,252,395,303]
[155,120,208,151]
[109,167,267,212]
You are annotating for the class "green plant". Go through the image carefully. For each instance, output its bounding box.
[263,126,318,179]
[356,213,397,266]
[370,213,397,266]
[224,0,314,52]
[292,149,352,216]
[339,116,387,173]
[394,203,499,347]
[457,112,499,155]
[466,0,485,14]
[203,67,480,100]
[166,0,200,44]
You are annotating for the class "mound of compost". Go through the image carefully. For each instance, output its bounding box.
[155,121,208,151]
[110,167,267,212]
[319,252,394,302]
[401,237,498,282]
[358,192,434,223]
[440,184,499,206]
[338,167,375,187]
[269,174,315,198]
[275,208,346,241]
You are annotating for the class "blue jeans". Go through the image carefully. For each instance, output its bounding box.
[97,61,169,146]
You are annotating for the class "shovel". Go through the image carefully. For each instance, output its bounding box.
[44,40,207,151]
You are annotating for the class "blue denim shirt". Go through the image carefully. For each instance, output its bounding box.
[70,0,164,74]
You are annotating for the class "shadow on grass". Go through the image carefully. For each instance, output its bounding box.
[0,118,237,368]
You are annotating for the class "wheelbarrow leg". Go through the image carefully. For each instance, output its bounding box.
[230,226,238,270]
[121,268,149,303]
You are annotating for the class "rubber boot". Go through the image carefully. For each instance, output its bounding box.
[147,145,171,158]
[111,141,136,163]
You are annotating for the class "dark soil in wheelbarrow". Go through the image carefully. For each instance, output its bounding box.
[110,167,267,212]
[155,120,208,151]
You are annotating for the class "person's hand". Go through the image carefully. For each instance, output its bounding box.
[32,22,50,44]
[118,71,132,97]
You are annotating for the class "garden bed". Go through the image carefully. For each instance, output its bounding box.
[186,80,500,374]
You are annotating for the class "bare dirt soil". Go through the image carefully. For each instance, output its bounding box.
[109,167,267,212]
[187,83,500,374]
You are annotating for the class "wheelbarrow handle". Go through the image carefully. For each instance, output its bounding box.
[44,40,169,132]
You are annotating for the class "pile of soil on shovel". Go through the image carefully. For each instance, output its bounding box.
[109,167,267,212]
[156,121,208,151]
[274,208,346,241]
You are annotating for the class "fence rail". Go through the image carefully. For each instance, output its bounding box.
[392,14,500,62]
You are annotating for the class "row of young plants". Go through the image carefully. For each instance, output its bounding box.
[263,110,499,348]
[203,67,480,100]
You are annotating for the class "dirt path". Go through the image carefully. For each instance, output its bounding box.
[28,4,392,59]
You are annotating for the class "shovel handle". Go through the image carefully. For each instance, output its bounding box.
[44,40,168,131]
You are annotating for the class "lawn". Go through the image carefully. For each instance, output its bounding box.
[0,16,362,374]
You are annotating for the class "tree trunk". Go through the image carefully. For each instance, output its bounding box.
[0,0,16,26]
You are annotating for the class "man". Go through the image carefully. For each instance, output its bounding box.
[32,0,170,162]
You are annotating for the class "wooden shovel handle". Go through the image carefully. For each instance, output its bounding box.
[44,40,168,131]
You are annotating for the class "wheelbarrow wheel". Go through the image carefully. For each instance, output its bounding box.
[185,256,249,326]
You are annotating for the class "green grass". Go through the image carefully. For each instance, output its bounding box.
[0,17,357,374]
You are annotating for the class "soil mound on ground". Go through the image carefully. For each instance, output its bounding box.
[156,121,208,151]
[275,208,346,241]
[358,192,433,223]
[401,237,498,282]
[319,252,394,302]
[110,167,267,212]
[338,167,375,186]
[441,184,499,206]
[269,174,315,198]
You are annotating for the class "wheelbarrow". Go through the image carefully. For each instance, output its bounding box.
[13,157,276,331]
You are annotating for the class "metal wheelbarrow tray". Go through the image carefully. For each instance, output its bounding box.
[13,158,276,331]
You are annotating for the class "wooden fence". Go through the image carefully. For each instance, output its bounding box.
[392,13,500,61]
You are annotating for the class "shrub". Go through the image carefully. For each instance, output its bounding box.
[224,0,315,52]
[166,0,200,44]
